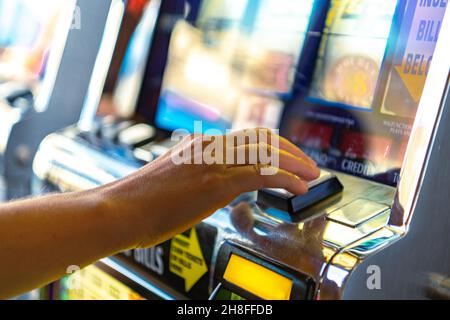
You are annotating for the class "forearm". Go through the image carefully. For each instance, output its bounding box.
[0,129,318,299]
[0,189,136,299]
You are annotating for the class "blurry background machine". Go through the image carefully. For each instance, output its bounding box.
[0,0,126,200]
[31,0,450,300]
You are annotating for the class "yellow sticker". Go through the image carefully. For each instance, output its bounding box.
[65,265,144,300]
[395,65,427,103]
[169,228,207,292]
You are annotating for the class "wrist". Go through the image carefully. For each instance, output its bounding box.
[83,185,142,252]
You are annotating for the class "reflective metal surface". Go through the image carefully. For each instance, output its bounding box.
[327,199,389,227]
[343,76,450,300]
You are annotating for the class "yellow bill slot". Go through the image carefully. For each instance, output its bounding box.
[223,254,293,300]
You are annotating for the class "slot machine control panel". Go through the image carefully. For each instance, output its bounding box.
[34,119,399,300]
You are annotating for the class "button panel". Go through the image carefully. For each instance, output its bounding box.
[257,170,343,216]
[327,199,389,228]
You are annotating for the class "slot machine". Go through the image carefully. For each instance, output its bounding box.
[33,0,450,300]
[0,0,125,200]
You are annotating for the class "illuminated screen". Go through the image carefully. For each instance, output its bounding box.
[155,0,316,133]
[282,0,448,186]
[309,0,398,109]
[0,0,67,87]
[222,254,293,300]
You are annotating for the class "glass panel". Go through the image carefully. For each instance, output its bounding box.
[155,0,316,133]
[152,0,448,187]
[283,0,448,186]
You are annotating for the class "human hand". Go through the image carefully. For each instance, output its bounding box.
[100,128,320,248]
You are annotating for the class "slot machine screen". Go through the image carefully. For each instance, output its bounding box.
[0,0,69,89]
[155,0,317,133]
[282,0,448,186]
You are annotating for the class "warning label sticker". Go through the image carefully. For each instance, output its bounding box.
[382,0,447,117]
[395,2,446,103]
[169,228,208,292]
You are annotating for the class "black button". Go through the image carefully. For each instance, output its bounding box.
[257,171,343,215]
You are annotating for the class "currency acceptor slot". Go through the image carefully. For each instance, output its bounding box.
[256,170,343,215]
[210,243,315,300]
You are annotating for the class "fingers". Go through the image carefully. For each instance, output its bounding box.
[172,130,320,193]
[226,165,309,195]
[227,128,316,166]
[278,136,316,166]
[176,129,317,171]
[231,144,320,181]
